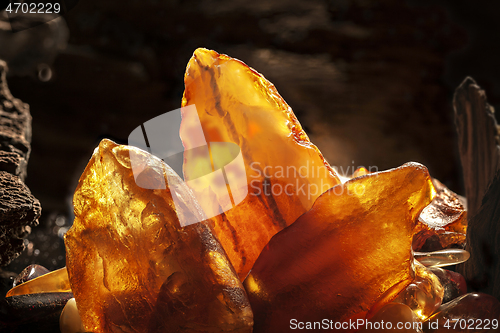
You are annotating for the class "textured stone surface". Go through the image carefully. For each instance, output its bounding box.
[0,291,73,333]
[0,171,41,266]
[453,77,500,221]
[181,48,340,279]
[0,151,26,179]
[65,139,253,333]
[453,79,500,297]
[0,61,31,176]
[243,162,434,332]
[0,61,40,267]
[460,169,500,296]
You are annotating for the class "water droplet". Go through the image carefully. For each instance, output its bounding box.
[37,64,52,82]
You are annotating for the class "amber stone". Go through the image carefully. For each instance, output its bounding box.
[6,267,70,297]
[424,293,500,333]
[413,231,466,252]
[414,249,470,268]
[414,179,467,251]
[181,48,341,279]
[64,139,253,333]
[243,162,435,332]
[359,303,421,333]
[428,267,467,304]
[12,264,50,287]
[393,262,444,320]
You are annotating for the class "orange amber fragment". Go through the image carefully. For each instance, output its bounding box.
[181,48,341,279]
[6,267,70,297]
[414,179,467,251]
[65,139,253,333]
[243,163,435,332]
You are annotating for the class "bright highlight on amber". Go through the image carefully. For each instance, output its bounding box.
[6,267,70,297]
[181,48,342,279]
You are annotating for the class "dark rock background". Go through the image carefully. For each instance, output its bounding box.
[1,0,500,272]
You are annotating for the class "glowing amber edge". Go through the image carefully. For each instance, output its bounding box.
[181,47,339,182]
[6,267,71,297]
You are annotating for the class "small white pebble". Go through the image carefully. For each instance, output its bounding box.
[60,298,86,333]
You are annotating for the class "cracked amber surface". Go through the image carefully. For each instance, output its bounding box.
[414,179,467,251]
[243,163,435,332]
[181,48,341,279]
[65,139,253,333]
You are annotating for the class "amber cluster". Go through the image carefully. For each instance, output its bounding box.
[5,48,500,333]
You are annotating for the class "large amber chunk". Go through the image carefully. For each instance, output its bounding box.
[181,48,341,279]
[64,139,253,333]
[243,163,435,332]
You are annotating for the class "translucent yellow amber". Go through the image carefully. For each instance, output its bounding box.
[6,267,70,297]
[181,48,341,279]
[414,249,470,268]
[352,167,370,178]
[65,139,253,333]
